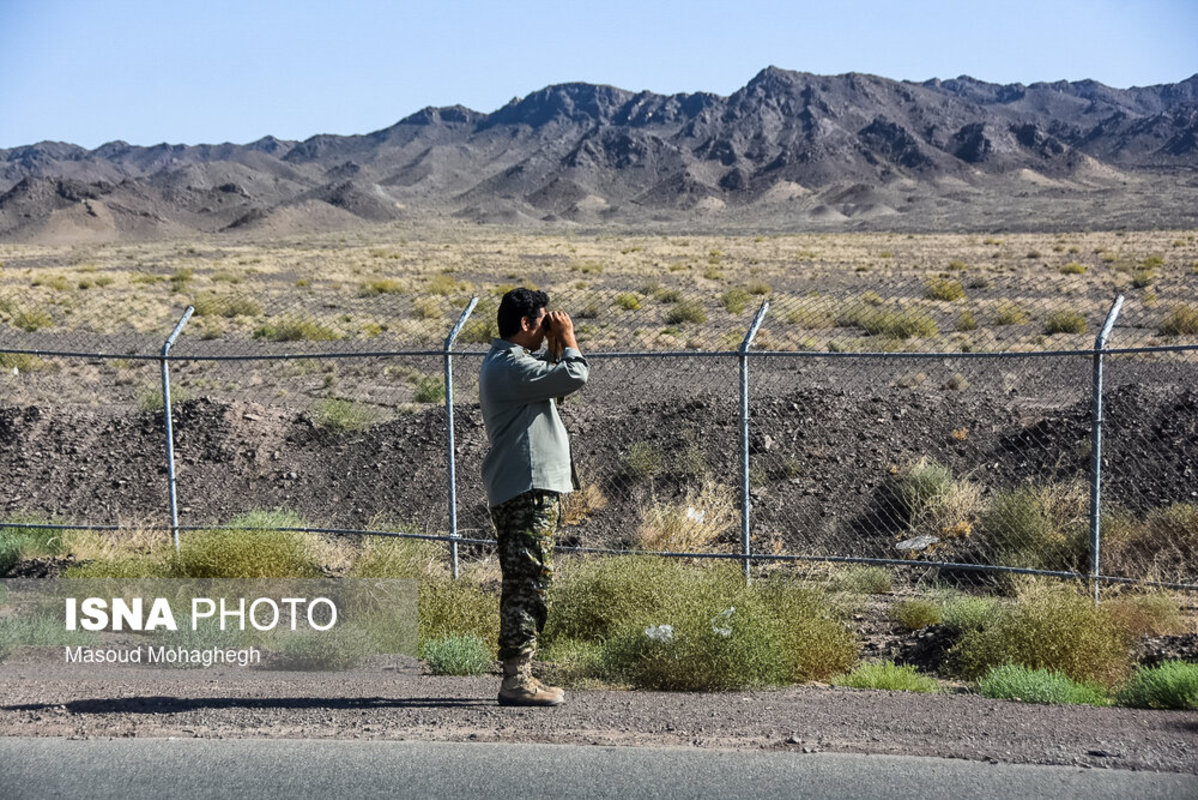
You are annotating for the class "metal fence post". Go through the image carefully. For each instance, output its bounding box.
[1089,294,1124,602]
[162,306,195,553]
[739,301,770,583]
[445,297,479,579]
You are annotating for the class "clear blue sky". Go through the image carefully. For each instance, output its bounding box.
[1,0,1194,149]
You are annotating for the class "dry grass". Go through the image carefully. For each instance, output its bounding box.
[635,480,737,553]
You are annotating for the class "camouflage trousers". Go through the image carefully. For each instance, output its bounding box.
[491,489,561,662]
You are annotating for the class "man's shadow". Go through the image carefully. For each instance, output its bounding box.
[4,696,492,714]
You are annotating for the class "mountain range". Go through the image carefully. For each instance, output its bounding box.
[3,66,1197,241]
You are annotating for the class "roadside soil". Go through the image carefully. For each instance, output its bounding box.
[1,665,1195,773]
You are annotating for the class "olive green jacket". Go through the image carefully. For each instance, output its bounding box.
[479,338,589,507]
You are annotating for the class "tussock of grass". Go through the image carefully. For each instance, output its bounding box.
[994,301,1028,325]
[420,634,493,675]
[1160,304,1198,336]
[666,299,707,325]
[891,599,943,630]
[951,582,1134,688]
[978,483,1088,572]
[418,577,499,654]
[313,398,377,432]
[831,565,893,594]
[926,278,966,301]
[721,287,751,314]
[635,480,735,553]
[1103,503,1198,581]
[192,292,263,318]
[0,519,66,575]
[1117,661,1198,709]
[838,304,938,339]
[941,595,999,633]
[253,318,341,342]
[349,536,446,579]
[834,661,940,693]
[978,664,1110,705]
[175,510,321,578]
[1102,592,1188,638]
[1043,310,1087,335]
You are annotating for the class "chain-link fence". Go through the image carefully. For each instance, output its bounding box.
[2,267,1196,590]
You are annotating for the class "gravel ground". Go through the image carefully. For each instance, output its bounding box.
[1,666,1195,774]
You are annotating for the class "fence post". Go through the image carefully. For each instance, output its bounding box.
[1089,294,1124,602]
[444,297,479,579]
[739,301,770,583]
[162,306,195,553]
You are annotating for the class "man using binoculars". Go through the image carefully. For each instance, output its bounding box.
[479,288,589,706]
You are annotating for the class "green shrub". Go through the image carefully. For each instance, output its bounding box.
[545,557,691,644]
[539,638,607,688]
[621,441,665,480]
[941,595,998,634]
[978,664,1110,705]
[926,278,966,302]
[412,375,445,403]
[277,627,374,670]
[1160,304,1198,336]
[947,259,968,271]
[1131,270,1157,288]
[1043,310,1087,335]
[666,299,707,325]
[1059,262,1087,275]
[896,458,953,520]
[313,398,376,432]
[1117,661,1198,709]
[420,634,493,675]
[831,566,893,594]
[11,308,53,332]
[0,520,66,575]
[253,318,341,342]
[746,280,772,296]
[891,599,943,630]
[956,310,977,331]
[458,318,498,344]
[951,583,1134,688]
[613,292,640,311]
[834,661,940,693]
[756,577,859,682]
[175,511,320,578]
[418,577,499,654]
[722,288,752,314]
[0,353,45,372]
[137,384,190,413]
[600,601,786,691]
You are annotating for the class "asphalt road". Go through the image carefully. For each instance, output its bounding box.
[2,738,1195,800]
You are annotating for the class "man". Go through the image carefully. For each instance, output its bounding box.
[479,288,589,707]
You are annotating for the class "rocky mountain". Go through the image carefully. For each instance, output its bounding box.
[3,66,1197,240]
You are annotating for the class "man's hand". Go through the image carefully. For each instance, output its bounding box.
[544,310,579,357]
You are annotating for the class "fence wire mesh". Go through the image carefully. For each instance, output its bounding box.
[1,237,1197,589]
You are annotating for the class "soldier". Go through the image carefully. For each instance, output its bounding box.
[479,288,589,706]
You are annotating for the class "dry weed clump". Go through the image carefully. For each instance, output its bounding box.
[976,483,1088,572]
[1160,303,1198,335]
[635,480,736,553]
[175,510,321,578]
[1101,503,1198,582]
[951,581,1135,688]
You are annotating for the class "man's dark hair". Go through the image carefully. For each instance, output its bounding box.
[497,288,550,338]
